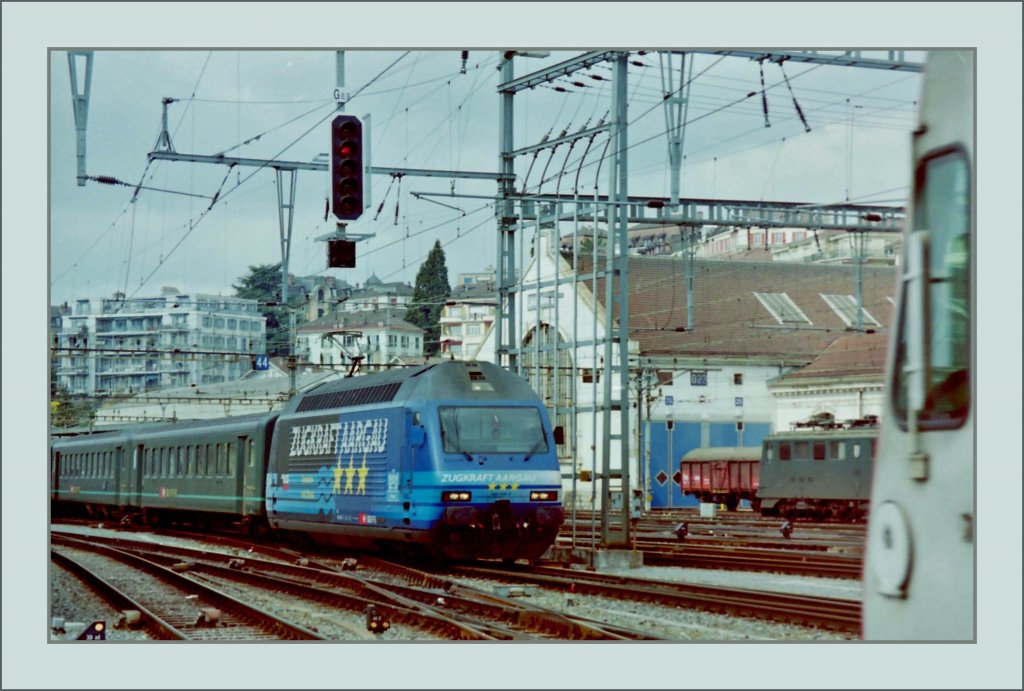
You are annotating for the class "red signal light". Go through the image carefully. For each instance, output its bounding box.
[330,115,364,221]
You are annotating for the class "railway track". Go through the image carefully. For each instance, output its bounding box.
[51,522,860,638]
[50,528,656,640]
[638,542,862,578]
[450,563,862,634]
[562,509,867,555]
[553,535,862,579]
[51,534,324,640]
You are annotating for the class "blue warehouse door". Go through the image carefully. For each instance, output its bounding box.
[709,421,772,448]
[645,421,773,509]
[645,421,701,509]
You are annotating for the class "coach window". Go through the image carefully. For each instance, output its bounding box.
[217,443,226,476]
[813,441,826,461]
[168,448,177,477]
[247,439,255,468]
[227,442,236,477]
[778,442,791,461]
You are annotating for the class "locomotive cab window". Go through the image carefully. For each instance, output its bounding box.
[778,442,791,461]
[894,149,971,429]
[439,407,548,455]
[793,441,810,460]
[813,441,826,461]
[829,441,846,461]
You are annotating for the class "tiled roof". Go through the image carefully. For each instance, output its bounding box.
[573,255,895,364]
[449,284,497,302]
[771,331,890,383]
[296,309,423,335]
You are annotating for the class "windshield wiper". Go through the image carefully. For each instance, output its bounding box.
[522,434,547,462]
[443,411,474,461]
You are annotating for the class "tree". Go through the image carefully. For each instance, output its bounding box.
[50,393,97,429]
[233,263,299,357]
[405,241,451,356]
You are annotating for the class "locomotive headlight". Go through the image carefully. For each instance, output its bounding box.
[441,491,472,502]
[530,491,558,501]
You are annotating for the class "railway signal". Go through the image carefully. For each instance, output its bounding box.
[365,604,390,635]
[330,114,364,221]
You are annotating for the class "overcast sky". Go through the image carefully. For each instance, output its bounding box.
[48,47,925,306]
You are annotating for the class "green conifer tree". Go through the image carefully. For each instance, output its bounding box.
[405,241,451,356]
[232,263,299,357]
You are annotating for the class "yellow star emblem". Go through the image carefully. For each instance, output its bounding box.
[488,482,497,490]
[510,483,519,490]
[356,456,369,495]
[344,456,356,494]
[332,459,344,495]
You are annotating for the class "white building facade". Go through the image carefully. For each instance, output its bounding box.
[295,309,424,369]
[439,286,496,360]
[474,233,895,510]
[56,289,266,397]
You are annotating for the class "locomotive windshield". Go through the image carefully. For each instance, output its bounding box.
[439,406,548,455]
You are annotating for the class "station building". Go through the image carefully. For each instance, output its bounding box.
[475,233,895,510]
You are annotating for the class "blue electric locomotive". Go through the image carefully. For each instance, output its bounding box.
[267,360,565,560]
[51,360,565,562]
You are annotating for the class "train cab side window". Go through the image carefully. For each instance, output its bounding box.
[764,443,773,462]
[853,443,863,459]
[778,443,791,461]
[813,441,826,461]
[894,149,971,429]
[793,441,810,460]
[829,441,845,461]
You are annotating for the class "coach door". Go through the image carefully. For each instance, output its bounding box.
[133,444,144,506]
[51,450,61,500]
[235,435,249,516]
[111,446,124,505]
